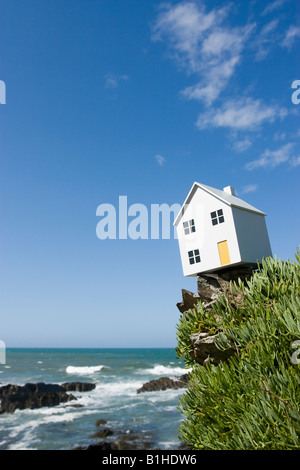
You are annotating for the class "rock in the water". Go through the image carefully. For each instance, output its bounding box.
[73,428,155,451]
[73,441,119,451]
[137,374,189,393]
[0,382,76,414]
[95,419,107,427]
[61,382,96,392]
[92,428,114,439]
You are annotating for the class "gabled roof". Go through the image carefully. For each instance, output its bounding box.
[173,182,266,226]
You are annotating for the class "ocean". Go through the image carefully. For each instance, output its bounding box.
[0,348,189,450]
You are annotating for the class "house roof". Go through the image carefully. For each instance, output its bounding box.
[173,182,266,226]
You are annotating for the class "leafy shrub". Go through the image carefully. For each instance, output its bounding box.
[176,250,300,450]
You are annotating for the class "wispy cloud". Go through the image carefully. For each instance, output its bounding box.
[290,155,300,167]
[282,25,300,49]
[233,137,253,153]
[152,2,255,106]
[262,0,291,16]
[274,131,286,141]
[155,154,166,166]
[240,184,258,194]
[196,98,287,131]
[245,143,296,170]
[104,74,129,89]
[253,19,279,60]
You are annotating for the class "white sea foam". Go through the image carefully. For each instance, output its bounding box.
[146,388,184,403]
[1,350,185,450]
[8,408,98,439]
[6,408,99,450]
[66,365,106,375]
[9,431,41,450]
[94,380,143,398]
[137,364,190,376]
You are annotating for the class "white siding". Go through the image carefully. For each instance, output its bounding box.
[176,186,241,276]
[232,208,272,264]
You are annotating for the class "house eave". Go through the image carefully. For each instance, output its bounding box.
[173,182,266,226]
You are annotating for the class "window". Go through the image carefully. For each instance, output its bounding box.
[211,209,225,226]
[183,219,196,235]
[188,249,201,265]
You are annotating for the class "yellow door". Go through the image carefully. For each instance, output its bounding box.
[218,241,231,266]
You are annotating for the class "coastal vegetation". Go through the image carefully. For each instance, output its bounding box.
[176,250,300,450]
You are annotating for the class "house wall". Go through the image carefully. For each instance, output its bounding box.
[176,186,241,276]
[232,208,272,264]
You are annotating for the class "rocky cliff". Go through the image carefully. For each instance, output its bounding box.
[177,267,254,366]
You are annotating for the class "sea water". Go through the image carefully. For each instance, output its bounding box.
[0,348,188,450]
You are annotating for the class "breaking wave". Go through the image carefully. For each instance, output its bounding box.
[137,364,190,376]
[65,365,106,375]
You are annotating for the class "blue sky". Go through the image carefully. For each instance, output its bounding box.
[0,0,299,348]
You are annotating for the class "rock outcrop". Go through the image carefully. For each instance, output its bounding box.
[0,381,95,414]
[137,373,189,393]
[62,382,96,393]
[190,332,236,366]
[177,290,202,314]
[177,267,254,366]
[73,435,152,451]
[197,268,254,304]
[74,426,155,451]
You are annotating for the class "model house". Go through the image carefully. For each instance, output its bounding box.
[174,182,272,277]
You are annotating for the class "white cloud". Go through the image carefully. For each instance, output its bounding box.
[181,55,240,105]
[152,2,223,73]
[262,0,290,16]
[290,155,300,167]
[196,98,287,131]
[152,2,254,105]
[245,143,295,170]
[155,154,166,166]
[240,184,258,194]
[201,28,243,55]
[253,19,279,60]
[233,137,253,153]
[282,25,300,49]
[274,131,286,141]
[105,74,129,89]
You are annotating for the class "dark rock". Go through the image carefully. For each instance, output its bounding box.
[64,403,84,408]
[137,374,189,393]
[190,332,236,366]
[73,441,119,451]
[73,427,155,451]
[197,267,254,303]
[197,274,224,302]
[217,266,255,284]
[92,428,114,439]
[176,268,254,367]
[0,382,76,414]
[95,419,107,427]
[73,432,155,451]
[61,382,96,392]
[116,438,148,450]
[116,433,138,442]
[177,289,202,313]
[177,269,253,315]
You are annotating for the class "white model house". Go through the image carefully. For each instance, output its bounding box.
[174,182,272,277]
